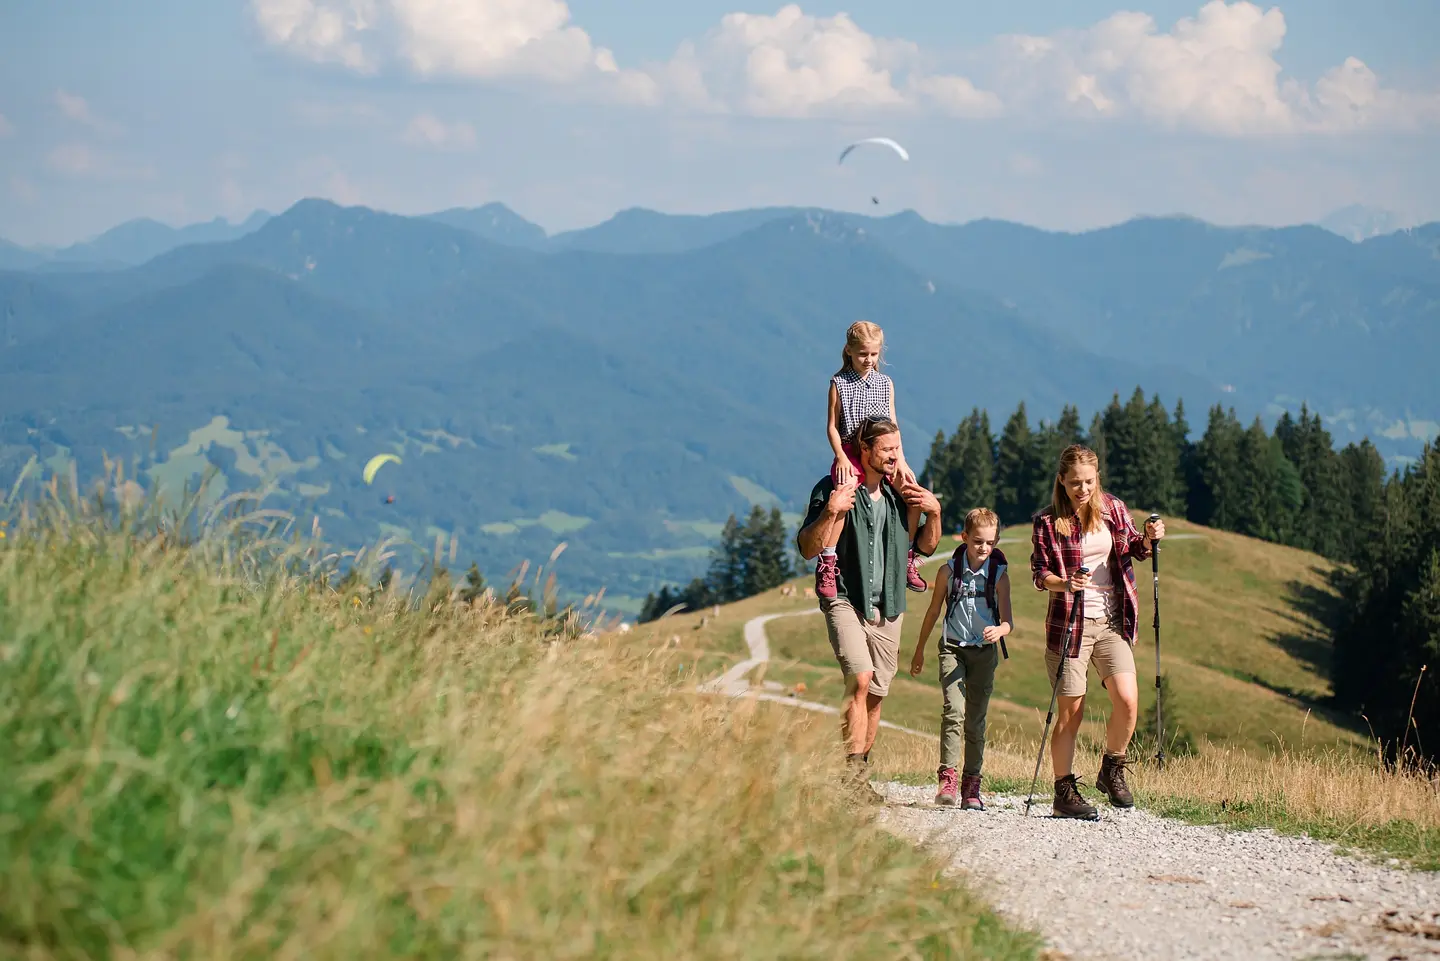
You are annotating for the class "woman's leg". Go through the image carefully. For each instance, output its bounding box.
[1102,671,1139,754]
[1050,694,1086,778]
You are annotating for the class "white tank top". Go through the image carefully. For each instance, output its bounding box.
[1080,524,1115,614]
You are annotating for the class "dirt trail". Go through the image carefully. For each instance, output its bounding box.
[700,610,1440,961]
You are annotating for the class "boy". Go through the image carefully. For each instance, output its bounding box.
[909,508,1013,810]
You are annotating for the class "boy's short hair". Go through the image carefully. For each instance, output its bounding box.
[963,507,1000,534]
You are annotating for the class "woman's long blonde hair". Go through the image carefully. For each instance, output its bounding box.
[1051,444,1105,538]
[835,320,885,376]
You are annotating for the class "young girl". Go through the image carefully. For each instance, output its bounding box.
[816,321,926,599]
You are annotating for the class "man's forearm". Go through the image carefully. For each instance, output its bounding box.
[914,510,942,556]
[797,510,843,559]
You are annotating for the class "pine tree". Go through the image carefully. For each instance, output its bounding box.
[1087,411,1109,480]
[948,408,996,527]
[1232,417,1303,542]
[1172,399,1195,513]
[741,507,795,597]
[995,402,1042,524]
[1029,404,1085,513]
[1191,406,1244,530]
[706,514,746,603]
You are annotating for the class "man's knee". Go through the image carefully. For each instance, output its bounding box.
[846,671,874,699]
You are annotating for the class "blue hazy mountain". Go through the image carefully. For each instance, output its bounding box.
[3,198,1435,607]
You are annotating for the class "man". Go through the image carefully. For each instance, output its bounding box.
[796,417,943,802]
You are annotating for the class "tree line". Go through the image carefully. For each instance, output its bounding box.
[926,386,1435,763]
[639,506,795,622]
[922,387,1386,566]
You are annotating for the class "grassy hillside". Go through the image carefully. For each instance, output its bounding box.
[644,517,1440,867]
[659,516,1364,757]
[0,498,1040,959]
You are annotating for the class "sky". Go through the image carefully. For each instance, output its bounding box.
[1,0,1438,246]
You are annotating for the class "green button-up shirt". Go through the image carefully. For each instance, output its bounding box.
[798,476,910,621]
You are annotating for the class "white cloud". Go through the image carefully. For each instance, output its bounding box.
[402,112,477,149]
[47,143,98,175]
[45,143,155,181]
[55,89,95,124]
[250,0,651,97]
[994,1,1435,135]
[247,0,1434,132]
[643,4,998,119]
[53,89,125,135]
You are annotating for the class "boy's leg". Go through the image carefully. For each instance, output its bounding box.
[904,502,928,592]
[961,645,999,777]
[936,647,964,805]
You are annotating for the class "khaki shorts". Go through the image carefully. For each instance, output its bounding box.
[821,596,903,698]
[1044,613,1136,698]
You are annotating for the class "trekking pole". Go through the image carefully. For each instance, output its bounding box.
[1024,572,1086,816]
[1149,513,1165,770]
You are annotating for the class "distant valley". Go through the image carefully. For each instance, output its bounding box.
[2,200,1436,610]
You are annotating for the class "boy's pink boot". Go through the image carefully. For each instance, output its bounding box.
[815,553,839,599]
[906,549,928,592]
[935,766,958,806]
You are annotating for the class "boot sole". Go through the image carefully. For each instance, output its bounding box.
[1052,808,1101,820]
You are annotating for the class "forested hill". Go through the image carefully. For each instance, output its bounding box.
[1,198,1436,610]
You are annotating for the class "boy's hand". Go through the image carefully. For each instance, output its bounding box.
[909,647,925,676]
[981,625,1007,645]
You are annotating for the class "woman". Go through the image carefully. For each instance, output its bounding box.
[1030,445,1165,819]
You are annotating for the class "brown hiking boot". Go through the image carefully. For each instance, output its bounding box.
[845,754,884,806]
[960,774,984,811]
[1096,752,1134,808]
[935,766,958,806]
[816,553,839,599]
[1052,774,1099,820]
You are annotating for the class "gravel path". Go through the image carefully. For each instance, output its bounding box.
[879,784,1440,960]
[702,610,1440,961]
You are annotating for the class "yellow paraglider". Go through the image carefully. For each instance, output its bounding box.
[363,453,402,485]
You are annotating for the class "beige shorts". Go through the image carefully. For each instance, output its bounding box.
[1044,613,1136,698]
[821,596,904,698]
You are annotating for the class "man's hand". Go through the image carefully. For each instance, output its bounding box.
[827,476,857,515]
[895,474,941,516]
[909,647,925,676]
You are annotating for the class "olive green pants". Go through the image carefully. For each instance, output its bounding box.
[938,643,999,776]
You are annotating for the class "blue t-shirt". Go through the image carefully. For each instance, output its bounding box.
[942,554,1006,647]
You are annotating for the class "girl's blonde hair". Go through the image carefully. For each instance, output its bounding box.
[836,320,885,376]
[1050,445,1105,538]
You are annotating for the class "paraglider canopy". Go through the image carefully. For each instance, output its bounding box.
[838,137,910,165]
[363,453,402,485]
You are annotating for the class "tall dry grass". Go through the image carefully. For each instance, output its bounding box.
[0,475,1040,960]
[870,714,1440,868]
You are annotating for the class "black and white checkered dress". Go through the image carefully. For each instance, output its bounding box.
[833,368,893,442]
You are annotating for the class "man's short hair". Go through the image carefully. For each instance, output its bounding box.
[855,417,900,449]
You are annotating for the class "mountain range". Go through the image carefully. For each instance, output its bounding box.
[1,199,1436,610]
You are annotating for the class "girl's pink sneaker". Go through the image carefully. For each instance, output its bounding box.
[906,549,928,592]
[815,553,839,599]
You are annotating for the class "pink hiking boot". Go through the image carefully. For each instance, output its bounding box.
[815,552,839,599]
[906,549,928,593]
[961,774,984,811]
[935,766,959,806]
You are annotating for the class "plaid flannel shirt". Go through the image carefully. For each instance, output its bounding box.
[1030,493,1153,656]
